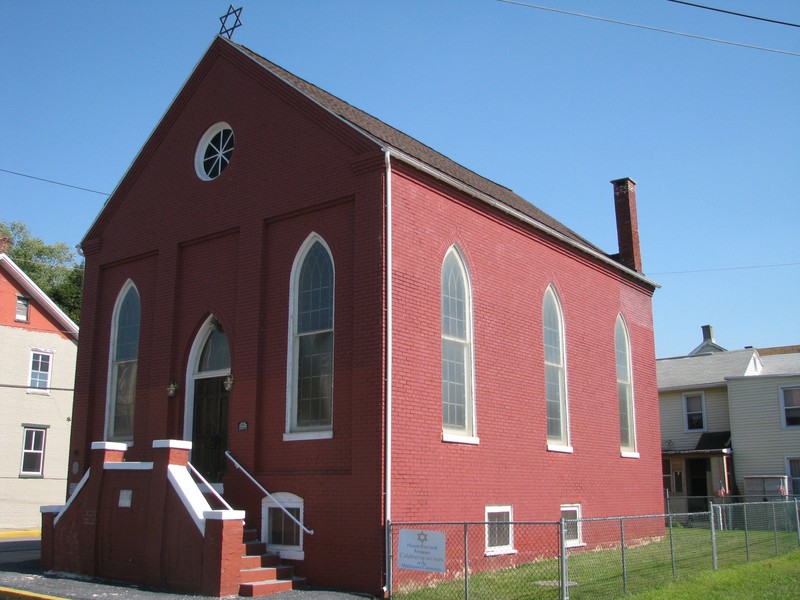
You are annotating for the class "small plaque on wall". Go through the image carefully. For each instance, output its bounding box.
[238,421,249,431]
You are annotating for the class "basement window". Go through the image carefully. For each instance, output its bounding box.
[262,492,305,560]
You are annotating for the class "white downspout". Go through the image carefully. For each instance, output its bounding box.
[383,148,393,595]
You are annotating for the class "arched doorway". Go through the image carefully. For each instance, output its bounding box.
[184,316,231,482]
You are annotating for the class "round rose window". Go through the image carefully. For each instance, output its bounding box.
[195,123,234,181]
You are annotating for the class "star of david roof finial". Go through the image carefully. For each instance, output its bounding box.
[219,5,243,39]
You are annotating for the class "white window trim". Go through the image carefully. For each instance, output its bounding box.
[779,386,800,429]
[683,392,707,433]
[561,503,584,548]
[262,492,305,560]
[616,314,637,454]
[543,285,570,448]
[285,234,335,437]
[27,348,54,395]
[19,425,48,477]
[485,505,515,556]
[195,122,234,181]
[786,456,800,496]
[442,433,479,445]
[547,443,574,454]
[105,280,139,445]
[441,245,477,440]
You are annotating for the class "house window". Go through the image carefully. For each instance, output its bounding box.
[683,393,706,431]
[615,315,637,455]
[780,387,800,428]
[29,351,53,391]
[543,286,569,449]
[441,247,475,440]
[287,237,334,436]
[262,492,305,560]
[16,296,30,322]
[788,458,800,495]
[662,459,672,492]
[485,506,514,555]
[561,504,583,548]
[195,122,234,181]
[107,282,140,442]
[20,426,47,477]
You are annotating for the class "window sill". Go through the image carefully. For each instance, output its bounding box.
[547,443,574,454]
[442,433,479,445]
[19,473,44,479]
[26,389,51,396]
[283,431,333,442]
[565,542,586,549]
[485,548,517,557]
[621,451,640,459]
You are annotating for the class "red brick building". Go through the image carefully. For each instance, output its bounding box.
[48,36,661,596]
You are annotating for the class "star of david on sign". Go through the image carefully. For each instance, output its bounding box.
[219,5,243,39]
[417,532,428,544]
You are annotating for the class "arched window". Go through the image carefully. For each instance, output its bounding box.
[615,314,636,454]
[107,282,140,442]
[441,247,475,439]
[287,237,334,437]
[543,286,569,448]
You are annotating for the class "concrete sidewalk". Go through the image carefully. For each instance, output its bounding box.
[0,533,374,600]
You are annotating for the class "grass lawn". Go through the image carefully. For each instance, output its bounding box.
[393,526,799,600]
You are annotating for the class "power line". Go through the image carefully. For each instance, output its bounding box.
[498,0,800,57]
[666,0,800,29]
[0,167,109,196]
[650,261,800,276]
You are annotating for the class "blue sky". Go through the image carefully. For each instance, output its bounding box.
[2,0,798,357]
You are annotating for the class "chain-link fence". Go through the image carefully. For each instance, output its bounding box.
[388,500,800,599]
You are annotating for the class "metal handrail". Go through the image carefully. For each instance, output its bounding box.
[187,461,233,510]
[225,451,314,535]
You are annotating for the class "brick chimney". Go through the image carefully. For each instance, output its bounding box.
[611,178,642,272]
[0,236,9,255]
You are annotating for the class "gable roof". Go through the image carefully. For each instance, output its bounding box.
[0,253,79,341]
[226,39,597,250]
[657,348,758,391]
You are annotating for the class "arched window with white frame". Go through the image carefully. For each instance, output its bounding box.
[543,285,570,449]
[615,314,637,455]
[106,281,140,443]
[286,236,334,439]
[441,246,475,440]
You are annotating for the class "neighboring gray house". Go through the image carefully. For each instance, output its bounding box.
[0,246,78,530]
[657,326,800,512]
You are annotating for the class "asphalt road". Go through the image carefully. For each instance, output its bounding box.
[0,537,374,600]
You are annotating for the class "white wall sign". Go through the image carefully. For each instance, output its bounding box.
[397,529,445,573]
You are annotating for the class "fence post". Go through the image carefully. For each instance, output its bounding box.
[710,505,718,570]
[560,519,568,600]
[620,517,627,595]
[743,502,750,562]
[772,502,779,556]
[463,523,469,600]
[795,499,800,547]
[668,512,676,578]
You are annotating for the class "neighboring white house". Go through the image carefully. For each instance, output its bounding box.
[657,325,800,512]
[0,245,78,530]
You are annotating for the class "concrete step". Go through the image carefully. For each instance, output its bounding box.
[239,577,305,597]
[240,565,294,584]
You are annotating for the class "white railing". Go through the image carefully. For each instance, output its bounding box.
[225,451,314,535]
[187,461,233,510]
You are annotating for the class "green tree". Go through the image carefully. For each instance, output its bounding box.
[0,221,84,324]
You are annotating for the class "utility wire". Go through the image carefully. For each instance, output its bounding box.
[651,261,800,276]
[0,167,109,196]
[498,0,800,57]
[666,0,800,29]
